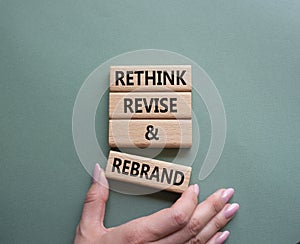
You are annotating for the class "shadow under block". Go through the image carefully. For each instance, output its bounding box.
[110,65,192,92]
[109,92,192,119]
[109,119,192,148]
[105,150,192,193]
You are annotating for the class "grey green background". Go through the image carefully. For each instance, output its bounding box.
[1,1,299,243]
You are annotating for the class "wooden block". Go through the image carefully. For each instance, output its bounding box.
[105,150,192,193]
[110,65,192,92]
[109,119,192,148]
[109,92,191,119]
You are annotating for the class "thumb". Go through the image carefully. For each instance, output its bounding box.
[80,163,109,231]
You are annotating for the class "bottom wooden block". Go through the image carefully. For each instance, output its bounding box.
[109,119,192,148]
[105,150,192,193]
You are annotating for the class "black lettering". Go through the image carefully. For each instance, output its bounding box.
[176,70,186,85]
[134,70,144,85]
[170,98,177,113]
[124,98,133,113]
[157,71,162,85]
[140,164,150,179]
[135,98,143,113]
[149,166,159,182]
[115,71,125,86]
[173,171,184,186]
[130,161,140,177]
[112,157,122,173]
[153,98,159,113]
[145,71,156,85]
[143,98,153,113]
[163,71,174,85]
[115,69,187,87]
[126,71,134,85]
[159,98,168,113]
[122,160,131,175]
[161,168,173,184]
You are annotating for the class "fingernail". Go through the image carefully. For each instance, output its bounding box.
[93,163,101,183]
[193,184,199,196]
[216,230,230,244]
[222,188,234,203]
[99,167,109,188]
[224,203,240,219]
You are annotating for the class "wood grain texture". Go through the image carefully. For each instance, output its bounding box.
[109,119,192,148]
[109,92,191,119]
[110,65,192,92]
[105,150,192,193]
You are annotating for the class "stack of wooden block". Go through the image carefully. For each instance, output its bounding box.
[106,65,193,193]
[109,65,192,148]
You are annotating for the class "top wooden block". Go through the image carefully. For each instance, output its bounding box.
[110,65,192,92]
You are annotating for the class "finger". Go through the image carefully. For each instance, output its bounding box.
[79,163,109,231]
[189,203,239,244]
[156,188,234,244]
[113,184,199,243]
[206,231,230,244]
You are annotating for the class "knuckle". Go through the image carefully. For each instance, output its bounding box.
[84,188,98,204]
[187,218,203,236]
[171,208,188,227]
[188,235,205,244]
[211,195,223,214]
[213,216,225,231]
[124,227,144,244]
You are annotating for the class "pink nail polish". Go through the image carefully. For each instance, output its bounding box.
[99,167,109,187]
[216,231,230,244]
[224,203,240,219]
[93,163,101,183]
[193,184,199,196]
[222,188,234,203]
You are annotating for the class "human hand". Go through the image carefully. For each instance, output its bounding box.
[74,163,239,244]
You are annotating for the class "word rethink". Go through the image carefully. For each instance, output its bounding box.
[110,65,192,92]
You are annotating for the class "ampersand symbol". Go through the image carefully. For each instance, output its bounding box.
[145,125,159,141]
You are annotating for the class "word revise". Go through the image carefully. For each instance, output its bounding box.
[105,150,191,193]
[110,65,192,92]
[109,92,191,119]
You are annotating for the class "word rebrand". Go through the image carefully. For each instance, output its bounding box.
[106,151,191,193]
